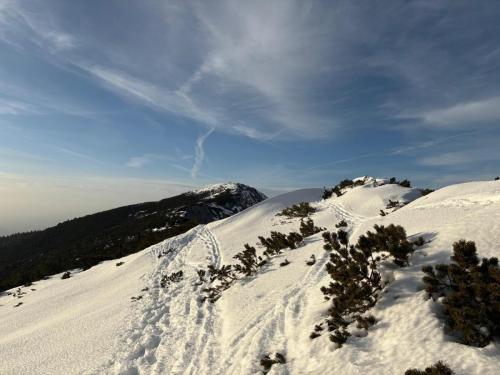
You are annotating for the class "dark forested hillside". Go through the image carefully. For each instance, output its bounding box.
[0,183,266,292]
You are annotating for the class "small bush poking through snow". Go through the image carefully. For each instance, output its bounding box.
[279,259,290,267]
[319,228,384,346]
[355,314,376,330]
[299,218,324,237]
[202,227,311,302]
[202,266,236,302]
[399,179,411,188]
[316,223,415,345]
[335,220,348,228]
[386,199,401,209]
[207,265,236,285]
[306,254,316,266]
[277,202,316,218]
[258,231,303,257]
[160,270,183,288]
[388,177,411,188]
[233,244,266,276]
[357,224,414,267]
[420,188,435,196]
[405,361,454,375]
[115,262,125,267]
[61,271,71,279]
[260,352,286,374]
[422,240,500,347]
[323,178,366,199]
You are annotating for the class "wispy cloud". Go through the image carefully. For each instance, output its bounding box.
[0,0,75,51]
[0,97,37,115]
[0,0,344,140]
[49,145,103,164]
[126,151,193,169]
[84,66,219,127]
[419,96,500,127]
[418,150,500,167]
[191,128,214,179]
[126,155,152,169]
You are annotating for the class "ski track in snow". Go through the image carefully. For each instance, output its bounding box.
[102,225,223,375]
[218,245,331,374]
[218,200,367,374]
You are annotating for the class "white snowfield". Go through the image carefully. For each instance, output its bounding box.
[1,180,499,374]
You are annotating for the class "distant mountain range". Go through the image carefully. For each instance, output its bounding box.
[0,183,266,292]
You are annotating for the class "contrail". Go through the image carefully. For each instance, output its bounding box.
[191,127,215,179]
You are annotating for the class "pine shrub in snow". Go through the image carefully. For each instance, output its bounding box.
[420,188,435,196]
[279,259,290,267]
[323,228,349,251]
[306,254,316,266]
[260,352,286,373]
[320,228,384,346]
[317,223,414,345]
[386,199,400,209]
[399,179,411,188]
[160,270,183,288]
[277,202,316,218]
[61,271,71,279]
[207,264,236,285]
[422,240,500,347]
[405,361,454,375]
[202,228,306,302]
[357,224,414,266]
[258,231,303,257]
[299,218,323,237]
[233,244,266,276]
[388,177,411,188]
[202,265,237,302]
[335,220,348,228]
[323,178,365,199]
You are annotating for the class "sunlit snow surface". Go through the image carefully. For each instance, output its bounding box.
[1,180,499,374]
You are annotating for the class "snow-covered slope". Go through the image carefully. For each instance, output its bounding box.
[0,250,154,375]
[1,179,499,374]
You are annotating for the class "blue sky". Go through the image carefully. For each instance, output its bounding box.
[1,0,500,233]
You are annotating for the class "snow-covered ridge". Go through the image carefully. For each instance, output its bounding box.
[191,182,242,195]
[189,182,266,200]
[1,179,499,374]
[184,182,268,219]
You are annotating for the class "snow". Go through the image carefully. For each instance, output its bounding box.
[191,182,241,195]
[1,180,499,374]
[0,250,154,375]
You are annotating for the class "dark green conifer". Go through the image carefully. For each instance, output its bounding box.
[233,244,265,276]
[422,240,500,347]
[405,361,454,375]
